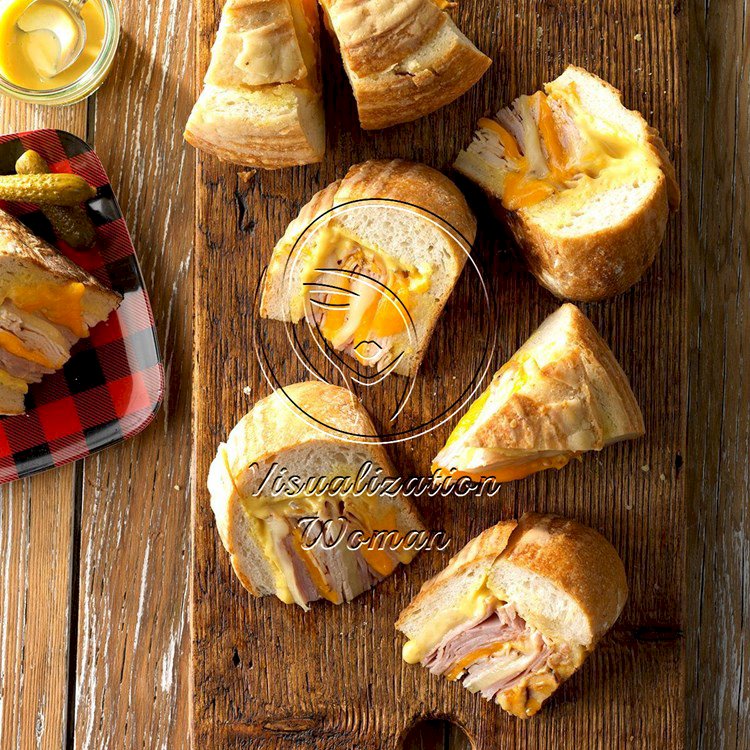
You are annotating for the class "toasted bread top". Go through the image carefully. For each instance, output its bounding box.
[397,512,627,650]
[437,304,643,460]
[0,208,120,308]
[261,159,476,313]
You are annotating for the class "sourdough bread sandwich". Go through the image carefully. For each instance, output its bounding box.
[260,159,476,377]
[0,209,122,415]
[454,66,680,300]
[185,0,324,168]
[432,304,643,483]
[319,0,491,129]
[208,381,424,609]
[396,513,628,718]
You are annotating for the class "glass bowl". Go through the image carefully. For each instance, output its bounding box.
[0,0,120,105]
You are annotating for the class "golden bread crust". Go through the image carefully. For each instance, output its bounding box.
[184,87,324,169]
[395,520,517,630]
[185,0,324,168]
[471,304,644,452]
[321,0,491,129]
[223,381,390,474]
[261,159,476,313]
[498,513,628,646]
[397,513,627,646]
[507,176,669,301]
[455,65,679,300]
[0,208,121,307]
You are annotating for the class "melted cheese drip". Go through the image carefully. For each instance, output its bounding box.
[8,281,87,337]
[433,454,573,484]
[402,585,497,664]
[287,0,317,89]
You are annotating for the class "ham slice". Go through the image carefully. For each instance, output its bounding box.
[424,603,528,675]
[0,345,52,382]
[422,601,553,702]
[272,513,384,608]
[0,301,72,370]
[469,634,551,699]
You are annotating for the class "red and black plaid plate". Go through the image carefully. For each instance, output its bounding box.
[0,129,163,484]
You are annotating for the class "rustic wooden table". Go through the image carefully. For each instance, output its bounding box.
[0,1,746,749]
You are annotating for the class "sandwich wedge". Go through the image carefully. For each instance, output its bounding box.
[320,0,491,129]
[396,513,628,718]
[454,66,680,300]
[260,159,476,377]
[0,208,121,415]
[207,381,424,609]
[432,304,644,483]
[185,0,324,168]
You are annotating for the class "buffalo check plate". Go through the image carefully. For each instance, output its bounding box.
[0,129,163,483]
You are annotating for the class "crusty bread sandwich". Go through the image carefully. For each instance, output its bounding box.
[432,304,643,483]
[396,513,628,718]
[185,0,324,168]
[319,0,491,129]
[0,208,122,415]
[260,159,476,377]
[454,66,680,300]
[208,381,424,609]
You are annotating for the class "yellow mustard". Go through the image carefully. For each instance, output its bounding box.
[0,0,105,90]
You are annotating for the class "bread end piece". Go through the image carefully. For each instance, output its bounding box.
[455,65,680,301]
[488,512,628,649]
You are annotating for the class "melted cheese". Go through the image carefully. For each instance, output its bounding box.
[402,585,497,664]
[287,0,318,89]
[8,281,87,337]
[433,453,573,484]
[302,224,430,361]
[0,330,54,367]
[478,85,661,211]
[235,464,409,603]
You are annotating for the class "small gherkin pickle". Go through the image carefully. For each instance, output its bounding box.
[0,172,96,206]
[14,150,96,249]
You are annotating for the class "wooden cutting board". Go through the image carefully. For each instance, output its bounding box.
[192,1,686,747]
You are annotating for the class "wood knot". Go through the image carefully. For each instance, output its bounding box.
[262,717,319,733]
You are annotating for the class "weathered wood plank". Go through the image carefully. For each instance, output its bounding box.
[0,466,77,750]
[0,101,86,750]
[193,0,685,748]
[687,2,750,749]
[71,2,194,748]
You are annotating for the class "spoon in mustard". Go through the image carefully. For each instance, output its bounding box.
[15,0,87,79]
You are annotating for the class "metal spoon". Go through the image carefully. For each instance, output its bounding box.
[16,0,88,77]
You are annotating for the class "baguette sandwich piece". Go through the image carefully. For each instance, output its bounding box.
[432,304,643,483]
[260,159,476,377]
[185,0,324,168]
[454,66,680,300]
[208,381,424,609]
[396,513,628,718]
[0,208,122,415]
[319,0,491,129]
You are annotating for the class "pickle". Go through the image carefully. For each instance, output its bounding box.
[14,150,96,249]
[0,173,96,206]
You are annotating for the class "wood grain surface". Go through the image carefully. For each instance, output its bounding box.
[0,2,194,749]
[192,1,686,748]
[1,1,748,749]
[0,104,86,750]
[686,2,750,749]
[72,3,194,748]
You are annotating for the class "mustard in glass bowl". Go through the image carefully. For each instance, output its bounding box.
[0,0,119,105]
